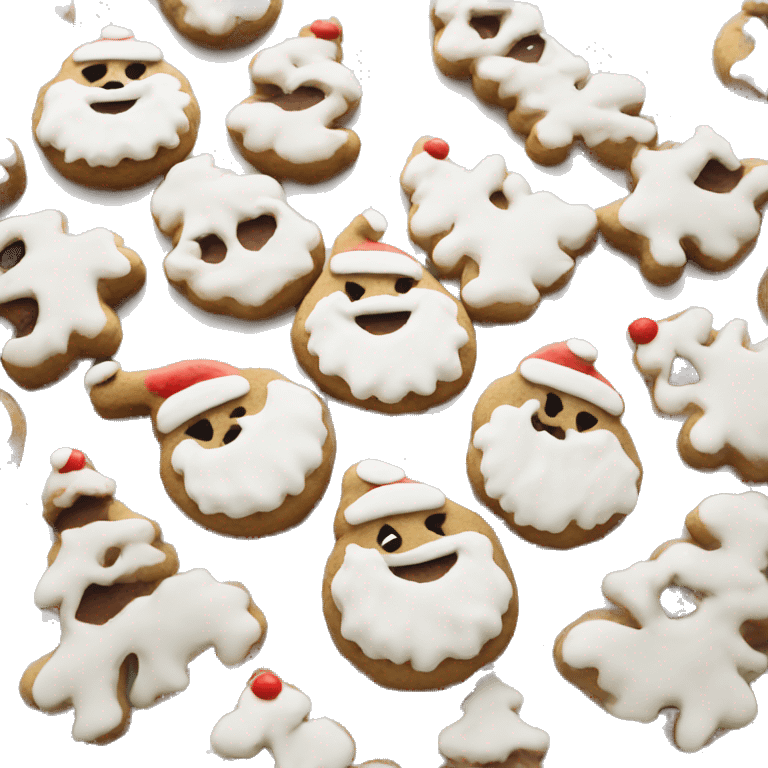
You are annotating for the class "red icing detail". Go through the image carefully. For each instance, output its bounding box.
[523,342,614,390]
[352,239,418,260]
[424,138,450,160]
[144,360,242,399]
[60,449,86,474]
[628,318,659,345]
[311,20,341,40]
[250,672,282,700]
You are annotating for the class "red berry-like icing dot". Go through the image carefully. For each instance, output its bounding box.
[311,20,341,40]
[424,138,450,160]
[250,672,282,700]
[60,449,86,473]
[628,318,658,345]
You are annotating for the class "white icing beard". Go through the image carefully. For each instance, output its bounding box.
[304,287,468,404]
[330,530,514,673]
[36,73,191,167]
[474,399,639,534]
[170,380,327,519]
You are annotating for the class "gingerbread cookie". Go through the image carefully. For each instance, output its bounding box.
[86,359,335,537]
[555,491,768,752]
[151,154,324,320]
[226,18,361,183]
[629,309,768,482]
[20,448,267,743]
[154,0,281,49]
[599,126,768,285]
[33,25,200,189]
[211,669,398,765]
[715,3,768,97]
[0,210,145,389]
[401,136,597,323]
[439,675,550,767]
[322,460,517,690]
[430,1,656,168]
[0,139,26,210]
[292,209,476,413]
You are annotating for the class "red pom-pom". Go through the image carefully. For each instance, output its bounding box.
[60,449,86,474]
[250,672,282,700]
[424,138,450,160]
[628,318,658,345]
[311,20,341,40]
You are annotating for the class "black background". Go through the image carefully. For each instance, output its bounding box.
[7,0,768,768]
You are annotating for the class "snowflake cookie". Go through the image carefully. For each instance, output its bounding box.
[714,3,768,98]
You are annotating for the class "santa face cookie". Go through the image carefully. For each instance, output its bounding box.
[629,309,768,483]
[714,3,768,98]
[86,359,335,537]
[0,210,145,389]
[151,154,324,320]
[401,137,597,323]
[322,460,518,690]
[468,340,642,549]
[0,139,26,210]
[33,25,200,189]
[226,18,362,183]
[292,209,476,413]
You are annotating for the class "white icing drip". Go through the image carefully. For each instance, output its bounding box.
[344,481,445,525]
[330,250,423,279]
[84,360,121,390]
[73,26,163,63]
[355,459,406,485]
[731,15,768,95]
[180,0,273,35]
[42,462,117,510]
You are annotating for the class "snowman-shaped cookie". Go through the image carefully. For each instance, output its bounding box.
[323,460,517,690]
[33,25,200,189]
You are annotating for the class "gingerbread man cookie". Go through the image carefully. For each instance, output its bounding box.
[0,210,145,389]
[629,310,768,482]
[33,25,200,189]
[20,449,267,743]
[151,154,324,320]
[401,137,597,322]
[599,126,768,285]
[86,359,335,537]
[715,3,768,97]
[226,18,361,183]
[555,491,768,752]
[0,139,26,210]
[322,460,517,690]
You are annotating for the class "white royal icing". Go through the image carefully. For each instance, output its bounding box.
[42,455,117,510]
[634,307,768,463]
[344,479,446,525]
[439,674,550,763]
[617,126,768,269]
[330,250,423,280]
[84,360,121,390]
[355,458,406,486]
[362,207,387,234]
[73,26,163,63]
[402,148,596,310]
[0,210,134,369]
[179,0,273,36]
[152,154,321,309]
[731,15,768,95]
[561,491,768,752]
[226,35,362,165]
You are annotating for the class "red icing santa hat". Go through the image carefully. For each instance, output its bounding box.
[73,25,163,63]
[519,339,624,416]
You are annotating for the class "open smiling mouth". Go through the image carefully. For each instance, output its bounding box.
[389,552,458,583]
[354,311,411,335]
[90,99,138,115]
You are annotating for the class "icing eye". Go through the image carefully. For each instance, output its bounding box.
[377,524,402,553]
[425,513,446,536]
[345,281,365,301]
[544,393,563,417]
[185,419,214,442]
[82,64,107,82]
[237,215,277,251]
[576,411,598,431]
[489,190,509,209]
[0,240,25,271]
[395,277,414,294]
[230,406,246,418]
[694,159,744,194]
[469,14,501,39]
[125,63,146,80]
[507,34,546,63]
[197,234,227,264]
[222,425,242,445]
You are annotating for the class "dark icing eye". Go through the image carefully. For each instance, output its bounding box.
[425,513,446,536]
[230,406,246,418]
[237,215,277,251]
[395,277,414,294]
[185,419,213,441]
[0,240,25,270]
[125,63,146,80]
[507,34,546,63]
[576,411,598,432]
[222,425,242,445]
[197,234,227,264]
[544,393,563,417]
[377,524,402,553]
[345,281,365,301]
[82,64,107,83]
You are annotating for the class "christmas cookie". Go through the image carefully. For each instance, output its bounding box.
[468,339,641,549]
[33,25,200,189]
[629,309,768,482]
[0,210,145,389]
[322,460,517,690]
[292,209,476,413]
[86,359,335,537]
[430,0,656,168]
[555,491,768,752]
[154,0,281,49]
[226,18,362,183]
[401,136,597,323]
[211,669,398,765]
[599,126,768,285]
[0,139,26,210]
[714,3,768,97]
[151,154,324,320]
[439,675,550,767]
[20,449,267,743]
[0,389,26,466]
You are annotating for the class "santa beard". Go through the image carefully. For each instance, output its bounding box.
[36,73,190,167]
[170,380,327,519]
[473,398,640,534]
[304,288,469,403]
[330,531,514,673]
